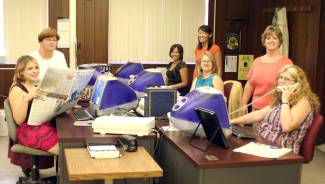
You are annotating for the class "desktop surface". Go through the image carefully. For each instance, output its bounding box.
[64,147,163,181]
[155,120,303,168]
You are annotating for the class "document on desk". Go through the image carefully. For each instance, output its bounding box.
[27,68,94,125]
[233,142,292,158]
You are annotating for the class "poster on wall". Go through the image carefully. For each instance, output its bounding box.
[238,55,254,80]
[57,18,70,48]
[225,55,237,72]
[224,31,241,53]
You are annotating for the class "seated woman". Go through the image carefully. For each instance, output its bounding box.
[190,51,224,94]
[166,44,189,96]
[231,65,320,154]
[8,55,59,155]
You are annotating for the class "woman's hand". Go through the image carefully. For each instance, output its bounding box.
[23,89,42,102]
[280,85,295,103]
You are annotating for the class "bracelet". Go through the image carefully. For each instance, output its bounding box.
[282,102,289,105]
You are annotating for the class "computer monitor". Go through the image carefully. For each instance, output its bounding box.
[170,86,231,137]
[89,74,138,116]
[78,63,111,86]
[128,69,165,97]
[115,62,144,83]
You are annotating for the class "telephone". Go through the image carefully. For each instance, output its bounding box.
[276,83,300,92]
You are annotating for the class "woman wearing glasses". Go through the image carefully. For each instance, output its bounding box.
[232,65,320,153]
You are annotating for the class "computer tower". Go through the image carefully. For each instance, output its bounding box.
[144,88,177,117]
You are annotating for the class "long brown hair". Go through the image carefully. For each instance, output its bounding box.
[270,64,320,112]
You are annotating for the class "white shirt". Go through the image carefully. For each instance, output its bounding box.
[30,50,68,81]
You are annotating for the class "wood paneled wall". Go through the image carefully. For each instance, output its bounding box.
[0,65,15,108]
[48,0,70,66]
[211,0,324,116]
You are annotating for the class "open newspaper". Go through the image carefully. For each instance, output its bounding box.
[27,68,94,125]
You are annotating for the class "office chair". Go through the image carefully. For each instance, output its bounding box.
[223,80,243,119]
[300,114,324,164]
[4,99,57,184]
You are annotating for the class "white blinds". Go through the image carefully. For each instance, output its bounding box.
[3,0,47,62]
[108,0,206,64]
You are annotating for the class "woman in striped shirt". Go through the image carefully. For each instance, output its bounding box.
[231,65,320,153]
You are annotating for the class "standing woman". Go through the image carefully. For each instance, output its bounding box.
[166,44,189,96]
[193,25,222,79]
[30,27,68,82]
[190,51,224,94]
[242,25,293,113]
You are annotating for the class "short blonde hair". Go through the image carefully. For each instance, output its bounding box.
[261,25,283,47]
[199,51,216,75]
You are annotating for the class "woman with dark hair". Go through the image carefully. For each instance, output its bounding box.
[232,65,320,153]
[193,25,222,79]
[166,44,189,96]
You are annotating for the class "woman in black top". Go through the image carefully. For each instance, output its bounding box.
[166,44,189,96]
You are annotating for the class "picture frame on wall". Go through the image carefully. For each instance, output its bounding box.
[224,31,241,53]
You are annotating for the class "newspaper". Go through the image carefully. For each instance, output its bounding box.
[27,68,94,125]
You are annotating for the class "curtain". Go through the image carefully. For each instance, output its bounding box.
[108,0,206,64]
[3,0,47,62]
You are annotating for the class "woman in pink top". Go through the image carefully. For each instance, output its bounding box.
[193,25,222,79]
[242,25,293,113]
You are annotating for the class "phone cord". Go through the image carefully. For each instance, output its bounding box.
[229,89,275,115]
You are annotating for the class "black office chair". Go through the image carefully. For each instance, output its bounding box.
[4,99,57,184]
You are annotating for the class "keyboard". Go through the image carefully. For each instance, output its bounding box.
[72,110,93,121]
[232,125,256,139]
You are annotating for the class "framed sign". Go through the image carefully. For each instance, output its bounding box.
[224,31,241,53]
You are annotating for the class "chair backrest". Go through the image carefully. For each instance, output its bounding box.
[3,98,18,142]
[300,114,324,163]
[223,80,243,119]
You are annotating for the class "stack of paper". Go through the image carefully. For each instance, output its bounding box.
[87,144,121,159]
[233,142,292,158]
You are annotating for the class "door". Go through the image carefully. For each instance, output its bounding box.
[77,0,108,65]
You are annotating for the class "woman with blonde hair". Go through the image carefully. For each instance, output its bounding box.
[8,55,59,155]
[232,64,320,153]
[242,25,293,113]
[190,51,223,93]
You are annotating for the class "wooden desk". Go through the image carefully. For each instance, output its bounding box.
[56,113,157,184]
[64,147,162,181]
[156,122,304,184]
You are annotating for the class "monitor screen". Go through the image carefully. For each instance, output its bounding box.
[91,79,105,106]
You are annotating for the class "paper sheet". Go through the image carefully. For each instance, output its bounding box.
[233,142,292,158]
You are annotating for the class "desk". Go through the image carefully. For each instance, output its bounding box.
[56,113,157,184]
[157,124,304,184]
[64,147,162,181]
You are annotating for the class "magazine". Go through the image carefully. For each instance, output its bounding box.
[27,68,94,125]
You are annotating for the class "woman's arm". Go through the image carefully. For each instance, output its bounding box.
[170,67,189,89]
[214,50,222,78]
[190,77,198,92]
[231,106,271,125]
[8,87,31,125]
[280,95,312,132]
[241,80,253,114]
[212,75,224,94]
